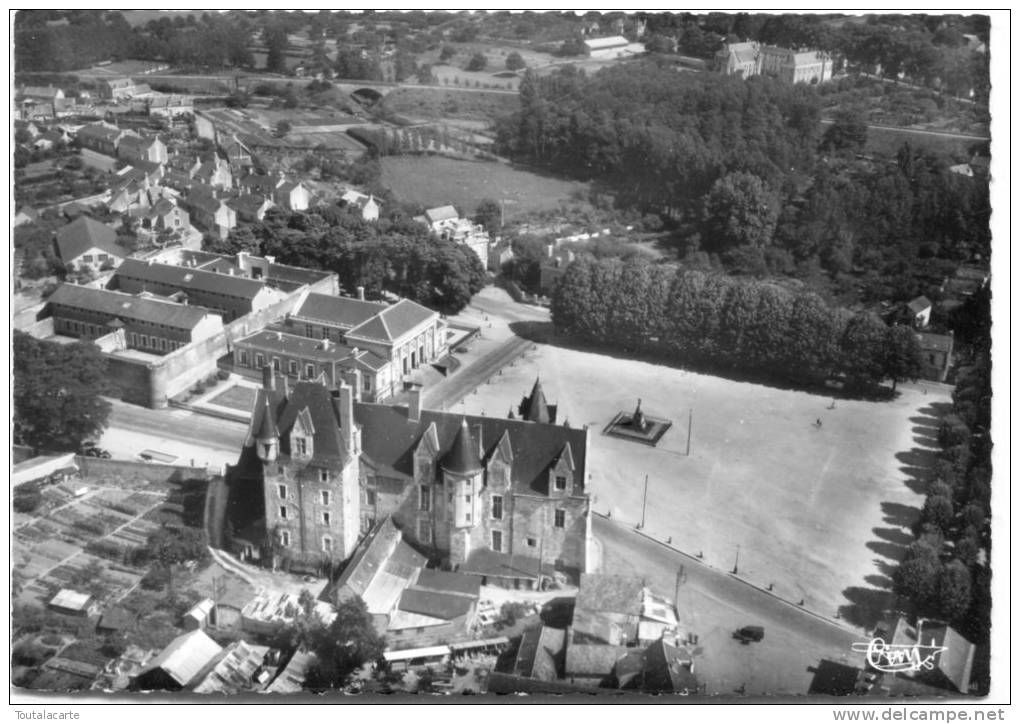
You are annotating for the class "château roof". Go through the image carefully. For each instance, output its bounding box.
[441,418,484,476]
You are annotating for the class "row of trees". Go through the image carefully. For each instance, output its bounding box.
[210,206,486,314]
[551,256,922,392]
[893,291,991,651]
[13,331,113,453]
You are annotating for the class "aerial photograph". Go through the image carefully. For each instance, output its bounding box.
[9,9,1003,712]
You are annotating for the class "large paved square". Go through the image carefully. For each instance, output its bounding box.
[452,343,949,624]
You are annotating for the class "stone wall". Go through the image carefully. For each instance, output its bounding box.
[75,456,210,484]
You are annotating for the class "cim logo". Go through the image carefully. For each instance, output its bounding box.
[851,637,947,674]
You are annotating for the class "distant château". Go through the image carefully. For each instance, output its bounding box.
[714,41,833,84]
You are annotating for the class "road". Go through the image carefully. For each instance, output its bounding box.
[819,117,989,141]
[423,335,532,411]
[593,514,864,695]
[101,397,248,468]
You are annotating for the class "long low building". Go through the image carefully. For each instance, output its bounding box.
[112,258,285,322]
[45,283,224,354]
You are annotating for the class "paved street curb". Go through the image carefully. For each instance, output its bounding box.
[169,399,251,424]
[593,511,864,637]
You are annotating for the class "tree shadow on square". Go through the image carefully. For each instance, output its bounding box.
[838,586,895,629]
[871,526,914,547]
[880,501,919,528]
[865,540,908,562]
[864,573,893,590]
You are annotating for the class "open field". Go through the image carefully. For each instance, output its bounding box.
[380,156,588,218]
[382,86,519,122]
[451,340,949,625]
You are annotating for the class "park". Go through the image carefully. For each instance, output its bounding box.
[451,336,949,628]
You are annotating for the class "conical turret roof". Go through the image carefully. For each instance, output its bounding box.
[441,418,483,475]
[524,377,551,424]
[254,393,279,441]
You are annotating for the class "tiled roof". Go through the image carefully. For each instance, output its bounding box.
[347,299,436,343]
[907,296,932,314]
[397,588,474,620]
[116,259,267,300]
[641,637,697,693]
[354,403,588,496]
[295,293,388,330]
[47,284,218,331]
[565,644,629,677]
[54,216,122,262]
[236,330,385,367]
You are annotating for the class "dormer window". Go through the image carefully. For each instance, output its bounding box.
[293,437,307,456]
[555,475,567,491]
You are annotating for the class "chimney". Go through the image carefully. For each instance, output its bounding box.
[546,244,555,259]
[357,286,365,301]
[262,364,275,391]
[265,255,275,264]
[408,388,421,423]
[320,338,330,351]
[338,381,355,453]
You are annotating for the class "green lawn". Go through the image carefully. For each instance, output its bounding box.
[380,156,588,219]
[208,384,257,412]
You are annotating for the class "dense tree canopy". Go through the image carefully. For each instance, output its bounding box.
[13,331,113,453]
[211,206,485,314]
[550,256,920,392]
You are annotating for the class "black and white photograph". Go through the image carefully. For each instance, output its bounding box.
[8,8,1007,716]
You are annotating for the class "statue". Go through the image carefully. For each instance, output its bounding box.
[631,398,647,432]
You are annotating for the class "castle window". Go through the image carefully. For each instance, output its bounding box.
[321,489,330,504]
[273,357,281,372]
[366,489,376,506]
[305,324,314,338]
[417,519,432,544]
[280,530,290,547]
[278,484,287,500]
[294,437,307,456]
[255,353,265,368]
[322,536,333,553]
[527,537,537,548]
[555,475,567,491]
[491,530,503,553]
[320,470,329,484]
[491,495,503,520]
[279,506,288,519]
[305,364,315,379]
[419,485,431,512]
[554,509,566,528]
[288,360,298,376]
[322,511,331,525]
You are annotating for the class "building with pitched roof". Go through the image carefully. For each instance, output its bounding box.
[513,626,566,681]
[275,180,310,212]
[583,35,647,60]
[517,378,559,424]
[420,205,490,266]
[181,191,237,239]
[192,640,273,694]
[117,134,168,165]
[715,41,832,83]
[239,373,363,567]
[131,630,224,691]
[916,331,954,383]
[354,391,591,586]
[875,617,976,694]
[113,258,284,322]
[76,123,136,156]
[237,292,446,400]
[147,94,194,118]
[46,284,224,354]
[341,189,380,221]
[53,216,126,273]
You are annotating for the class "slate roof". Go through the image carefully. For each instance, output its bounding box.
[335,518,403,598]
[116,259,267,300]
[237,330,388,370]
[47,284,218,331]
[76,123,121,143]
[274,382,349,462]
[137,630,223,689]
[54,217,122,262]
[226,193,272,217]
[294,293,388,329]
[97,607,136,632]
[514,626,565,680]
[354,403,588,497]
[808,659,864,696]
[916,332,954,354]
[565,644,629,677]
[459,548,552,580]
[397,588,474,620]
[347,299,437,343]
[442,418,483,475]
[240,173,282,192]
[414,568,481,597]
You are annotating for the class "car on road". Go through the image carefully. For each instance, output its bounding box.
[733,625,765,643]
[78,441,111,458]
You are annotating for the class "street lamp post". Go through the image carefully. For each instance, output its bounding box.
[732,544,740,575]
[640,474,649,529]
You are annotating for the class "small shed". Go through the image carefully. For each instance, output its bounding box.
[48,588,94,617]
[98,606,136,633]
[183,598,216,631]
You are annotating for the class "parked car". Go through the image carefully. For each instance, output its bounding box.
[733,625,765,643]
[79,442,111,458]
